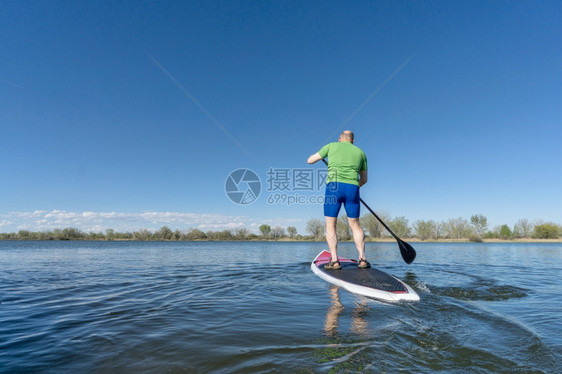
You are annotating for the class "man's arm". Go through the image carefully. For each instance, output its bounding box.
[307,152,323,164]
[359,170,368,187]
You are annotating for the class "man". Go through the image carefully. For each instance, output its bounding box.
[307,130,369,270]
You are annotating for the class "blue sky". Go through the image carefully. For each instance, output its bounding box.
[1,1,561,234]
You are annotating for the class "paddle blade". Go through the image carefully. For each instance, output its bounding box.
[398,239,416,264]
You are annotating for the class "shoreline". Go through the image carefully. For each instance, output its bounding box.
[1,238,561,243]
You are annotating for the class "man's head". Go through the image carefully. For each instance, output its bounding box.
[339,130,354,143]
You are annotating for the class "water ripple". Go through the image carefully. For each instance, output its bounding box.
[0,241,560,373]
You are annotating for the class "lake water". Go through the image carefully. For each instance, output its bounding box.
[0,241,560,373]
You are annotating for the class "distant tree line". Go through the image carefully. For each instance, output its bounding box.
[0,225,302,241]
[1,215,560,241]
[306,214,561,241]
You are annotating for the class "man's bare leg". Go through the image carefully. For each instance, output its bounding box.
[348,217,366,261]
[325,216,338,262]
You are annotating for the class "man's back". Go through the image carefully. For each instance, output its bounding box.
[319,141,367,186]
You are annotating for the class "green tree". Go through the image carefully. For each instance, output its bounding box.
[388,216,410,238]
[444,218,469,239]
[173,229,182,240]
[413,220,437,241]
[287,226,297,239]
[185,228,206,240]
[17,230,32,240]
[234,227,250,239]
[106,229,115,241]
[499,224,512,239]
[155,226,173,240]
[217,229,233,240]
[93,231,106,240]
[513,218,533,238]
[259,224,272,238]
[271,226,285,240]
[360,211,390,238]
[61,227,84,240]
[306,219,325,240]
[115,231,132,240]
[470,214,488,239]
[133,229,153,241]
[533,223,559,239]
[205,230,232,240]
[360,214,378,238]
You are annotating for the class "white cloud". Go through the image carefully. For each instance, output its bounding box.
[0,220,12,228]
[0,210,252,233]
[0,210,309,235]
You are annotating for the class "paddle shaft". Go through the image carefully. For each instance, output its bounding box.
[358,197,399,241]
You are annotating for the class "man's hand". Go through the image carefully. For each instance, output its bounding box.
[359,170,368,187]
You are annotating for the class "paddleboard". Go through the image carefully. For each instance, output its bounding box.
[311,250,420,302]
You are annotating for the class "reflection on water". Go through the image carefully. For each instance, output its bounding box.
[324,285,344,336]
[324,285,369,337]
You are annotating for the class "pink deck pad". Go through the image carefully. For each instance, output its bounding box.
[314,250,357,266]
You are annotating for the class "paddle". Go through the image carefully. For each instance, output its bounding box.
[322,159,416,264]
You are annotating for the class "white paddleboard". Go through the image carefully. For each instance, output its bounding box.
[311,250,419,302]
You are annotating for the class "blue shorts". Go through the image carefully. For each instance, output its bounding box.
[324,182,361,218]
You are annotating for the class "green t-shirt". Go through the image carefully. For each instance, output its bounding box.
[318,142,367,186]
